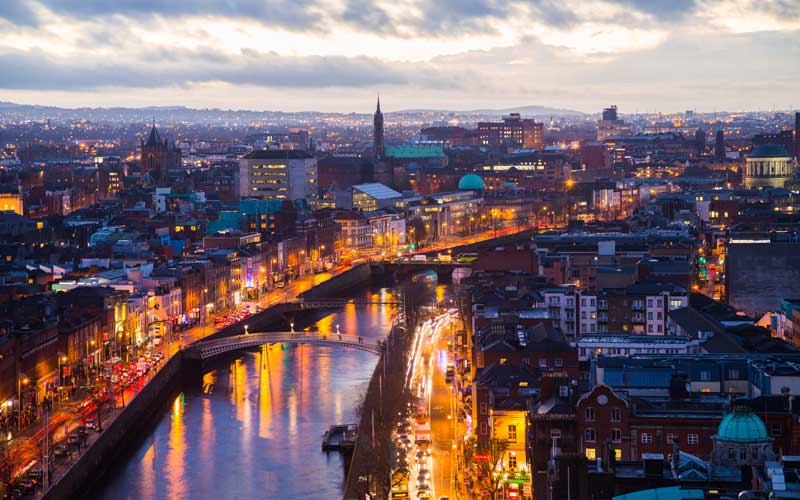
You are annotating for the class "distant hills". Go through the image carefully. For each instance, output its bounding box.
[0,101,584,123]
[394,105,585,117]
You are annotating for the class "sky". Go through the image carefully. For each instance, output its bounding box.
[0,0,797,113]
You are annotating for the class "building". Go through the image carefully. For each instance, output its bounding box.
[140,123,181,184]
[238,149,318,206]
[351,183,402,212]
[714,128,726,161]
[710,406,775,467]
[373,97,384,160]
[477,114,544,150]
[726,235,800,317]
[0,191,23,215]
[743,143,795,189]
[597,106,632,141]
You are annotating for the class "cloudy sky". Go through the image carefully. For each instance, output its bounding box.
[0,0,797,113]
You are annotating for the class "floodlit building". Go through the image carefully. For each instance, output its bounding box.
[238,149,318,205]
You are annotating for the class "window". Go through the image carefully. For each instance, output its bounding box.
[508,425,517,442]
[657,312,663,320]
[585,448,596,460]
[585,407,595,421]
[480,423,488,435]
[641,433,652,444]
[647,312,653,320]
[614,449,622,460]
[666,433,675,444]
[751,448,759,460]
[612,429,621,442]
[687,434,698,445]
[480,403,488,414]
[657,324,662,333]
[647,299,653,307]
[555,358,563,367]
[739,447,747,460]
[539,358,548,368]
[611,408,621,421]
[700,370,710,381]
[508,452,517,469]
[648,324,654,332]
[771,424,783,437]
[559,386,569,398]
[727,368,739,379]
[585,429,596,442]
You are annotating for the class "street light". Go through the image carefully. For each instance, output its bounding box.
[17,374,29,429]
[244,324,249,335]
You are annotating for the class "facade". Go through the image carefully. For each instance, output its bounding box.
[744,143,795,189]
[140,124,181,183]
[477,114,544,150]
[238,149,318,206]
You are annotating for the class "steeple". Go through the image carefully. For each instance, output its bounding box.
[373,95,384,160]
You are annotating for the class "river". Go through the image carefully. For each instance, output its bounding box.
[93,286,398,500]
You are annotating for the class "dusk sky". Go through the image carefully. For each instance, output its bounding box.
[0,0,798,113]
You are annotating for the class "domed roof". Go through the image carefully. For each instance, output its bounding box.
[458,173,485,190]
[715,407,770,443]
[749,143,791,158]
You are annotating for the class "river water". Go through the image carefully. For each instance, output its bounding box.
[94,287,398,500]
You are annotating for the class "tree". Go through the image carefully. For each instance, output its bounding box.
[465,436,510,500]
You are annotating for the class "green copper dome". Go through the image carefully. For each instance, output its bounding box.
[715,407,770,443]
[749,143,791,158]
[458,173,485,190]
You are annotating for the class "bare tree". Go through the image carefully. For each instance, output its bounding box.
[464,436,510,500]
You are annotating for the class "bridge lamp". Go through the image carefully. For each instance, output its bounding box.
[336,324,340,334]
[244,324,249,335]
[290,322,294,333]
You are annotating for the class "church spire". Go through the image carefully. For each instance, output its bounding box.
[373,95,384,160]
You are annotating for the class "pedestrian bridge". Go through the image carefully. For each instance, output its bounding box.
[186,331,383,360]
[290,298,400,309]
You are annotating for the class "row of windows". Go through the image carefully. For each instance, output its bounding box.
[640,432,699,445]
[584,428,622,442]
[584,407,621,421]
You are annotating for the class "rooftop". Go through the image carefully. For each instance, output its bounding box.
[384,145,446,159]
[352,183,402,200]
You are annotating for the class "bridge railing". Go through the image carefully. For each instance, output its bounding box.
[190,331,383,358]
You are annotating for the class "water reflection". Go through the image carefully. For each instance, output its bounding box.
[94,288,397,500]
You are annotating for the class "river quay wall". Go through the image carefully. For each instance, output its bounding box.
[43,352,183,500]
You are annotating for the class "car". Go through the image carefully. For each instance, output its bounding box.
[439,497,450,500]
[416,484,431,492]
[53,444,68,457]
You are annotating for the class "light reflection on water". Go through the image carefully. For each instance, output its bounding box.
[94,288,397,500]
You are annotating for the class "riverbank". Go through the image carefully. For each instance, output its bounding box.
[42,264,376,500]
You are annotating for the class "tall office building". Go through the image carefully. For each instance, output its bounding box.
[596,105,632,141]
[373,97,384,160]
[477,113,544,150]
[714,128,726,161]
[238,149,318,206]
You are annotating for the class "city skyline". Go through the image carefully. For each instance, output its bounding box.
[0,0,797,113]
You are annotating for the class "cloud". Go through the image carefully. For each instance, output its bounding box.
[0,46,461,91]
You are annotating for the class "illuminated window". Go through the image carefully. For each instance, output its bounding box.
[585,448,596,460]
[614,449,622,460]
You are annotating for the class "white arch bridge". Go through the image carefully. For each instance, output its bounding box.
[186,331,384,360]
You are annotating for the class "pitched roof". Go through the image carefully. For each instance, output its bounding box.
[145,125,161,147]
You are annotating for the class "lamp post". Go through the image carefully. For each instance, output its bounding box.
[17,373,28,429]
[244,324,249,335]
